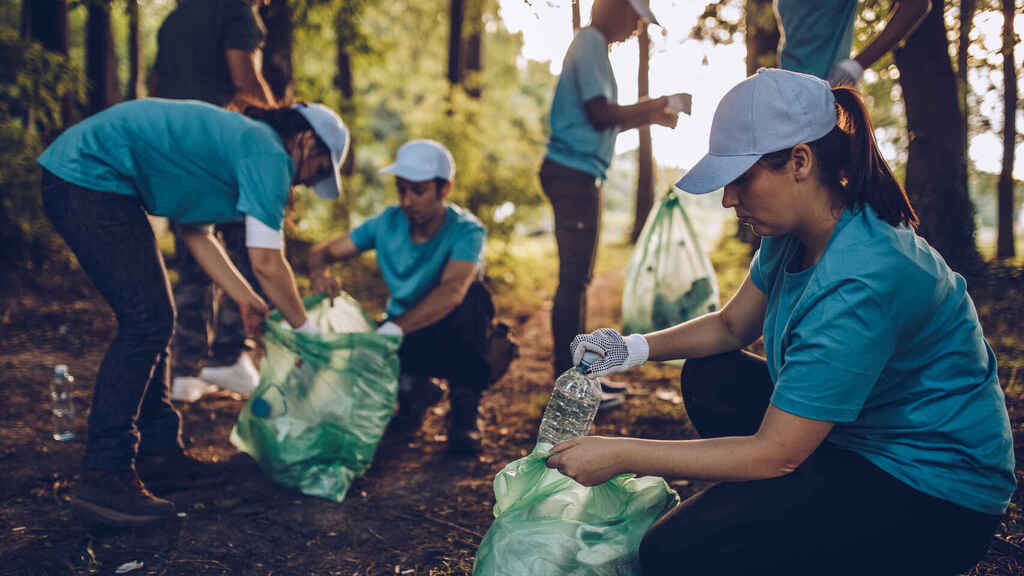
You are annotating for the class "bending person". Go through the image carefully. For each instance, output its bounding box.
[547,69,1014,575]
[38,98,349,527]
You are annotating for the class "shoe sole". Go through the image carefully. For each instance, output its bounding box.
[71,497,173,528]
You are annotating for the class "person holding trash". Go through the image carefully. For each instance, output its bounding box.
[309,140,494,455]
[546,69,1015,575]
[150,0,277,402]
[775,0,931,87]
[541,0,690,406]
[38,98,349,526]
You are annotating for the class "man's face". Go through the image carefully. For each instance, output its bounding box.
[397,177,447,225]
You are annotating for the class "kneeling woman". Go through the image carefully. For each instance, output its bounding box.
[38,98,349,526]
[548,69,1014,576]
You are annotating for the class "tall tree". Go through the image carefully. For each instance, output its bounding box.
[893,3,981,273]
[260,0,293,103]
[996,0,1017,258]
[126,0,142,100]
[20,0,70,131]
[572,0,581,33]
[465,0,484,98]
[632,22,654,243]
[86,0,120,115]
[448,0,466,86]
[957,0,976,166]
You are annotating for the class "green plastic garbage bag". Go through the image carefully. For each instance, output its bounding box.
[473,449,679,576]
[230,293,400,502]
[622,190,720,335]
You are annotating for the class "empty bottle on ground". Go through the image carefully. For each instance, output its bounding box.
[51,364,75,441]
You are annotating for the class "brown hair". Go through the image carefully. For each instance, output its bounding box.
[757,87,918,228]
[227,95,329,157]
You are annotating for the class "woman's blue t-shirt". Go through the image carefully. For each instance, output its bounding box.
[38,98,293,230]
[750,206,1015,515]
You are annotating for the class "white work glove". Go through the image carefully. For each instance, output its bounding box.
[664,92,693,115]
[376,321,403,338]
[570,328,649,377]
[827,59,864,88]
[292,318,319,335]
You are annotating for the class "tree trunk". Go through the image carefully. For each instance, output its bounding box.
[127,0,143,100]
[572,0,581,33]
[465,0,483,98]
[334,11,355,232]
[957,0,975,166]
[632,24,654,244]
[260,0,293,104]
[996,0,1017,259]
[86,0,120,115]
[894,3,981,274]
[20,0,70,131]
[448,0,466,86]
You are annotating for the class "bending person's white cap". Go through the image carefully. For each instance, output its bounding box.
[380,139,455,182]
[292,102,350,200]
[675,68,837,195]
[628,0,659,25]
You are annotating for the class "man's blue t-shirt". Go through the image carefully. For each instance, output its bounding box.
[38,98,293,230]
[775,0,858,79]
[350,204,485,317]
[546,26,618,180]
[749,206,1016,515]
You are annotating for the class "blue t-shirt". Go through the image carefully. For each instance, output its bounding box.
[546,26,618,180]
[350,204,486,317]
[750,206,1016,515]
[38,98,293,230]
[775,0,858,79]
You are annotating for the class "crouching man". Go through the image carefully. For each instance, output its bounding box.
[309,139,494,454]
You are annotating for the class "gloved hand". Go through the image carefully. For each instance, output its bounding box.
[569,328,649,377]
[376,321,403,338]
[827,58,864,88]
[292,318,320,335]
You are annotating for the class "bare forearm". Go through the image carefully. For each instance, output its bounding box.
[644,311,748,362]
[182,230,259,306]
[614,98,667,131]
[253,258,306,328]
[615,436,794,482]
[392,285,463,334]
[854,0,931,69]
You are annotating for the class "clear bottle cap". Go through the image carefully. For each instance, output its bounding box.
[55,364,69,376]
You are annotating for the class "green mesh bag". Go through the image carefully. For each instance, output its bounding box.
[622,190,720,335]
[473,449,679,576]
[230,294,400,502]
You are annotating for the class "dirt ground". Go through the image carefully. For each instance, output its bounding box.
[1,260,1022,575]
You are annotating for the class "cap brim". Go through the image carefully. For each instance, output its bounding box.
[312,168,341,200]
[379,163,437,182]
[675,153,761,195]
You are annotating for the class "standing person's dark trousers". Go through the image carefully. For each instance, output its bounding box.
[540,158,602,375]
[396,281,494,451]
[638,350,1002,576]
[171,221,257,376]
[41,170,184,471]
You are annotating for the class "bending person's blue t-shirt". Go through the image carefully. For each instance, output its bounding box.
[749,206,1015,516]
[38,98,293,230]
[350,204,485,317]
[546,26,618,180]
[776,0,858,79]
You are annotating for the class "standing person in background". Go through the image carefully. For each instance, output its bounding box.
[541,0,689,403]
[774,0,931,87]
[149,0,277,402]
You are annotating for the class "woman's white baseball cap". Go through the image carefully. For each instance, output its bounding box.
[380,139,456,182]
[628,0,659,25]
[675,68,837,195]
[292,102,350,200]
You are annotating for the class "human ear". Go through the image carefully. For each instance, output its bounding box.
[790,144,814,182]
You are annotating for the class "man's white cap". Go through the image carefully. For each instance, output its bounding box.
[292,102,350,200]
[380,139,455,182]
[675,68,837,195]
[628,0,659,25]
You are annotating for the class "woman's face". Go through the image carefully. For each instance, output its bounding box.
[721,158,801,238]
[292,132,334,187]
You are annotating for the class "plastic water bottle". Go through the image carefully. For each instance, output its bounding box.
[251,360,315,419]
[536,351,602,448]
[51,365,75,441]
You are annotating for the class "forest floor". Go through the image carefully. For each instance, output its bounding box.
[1,235,1022,576]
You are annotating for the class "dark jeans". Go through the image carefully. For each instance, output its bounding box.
[540,159,601,375]
[638,350,1002,576]
[171,220,256,376]
[397,282,494,398]
[41,170,184,471]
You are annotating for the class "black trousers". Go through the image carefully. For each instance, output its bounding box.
[638,350,1003,576]
[41,171,184,471]
[397,281,494,397]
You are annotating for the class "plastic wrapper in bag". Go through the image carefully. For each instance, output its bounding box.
[473,450,679,576]
[230,294,400,502]
[622,190,720,335]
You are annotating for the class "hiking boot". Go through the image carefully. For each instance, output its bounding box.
[135,451,226,494]
[448,389,483,455]
[393,375,444,436]
[170,375,217,403]
[199,352,259,396]
[71,468,176,527]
